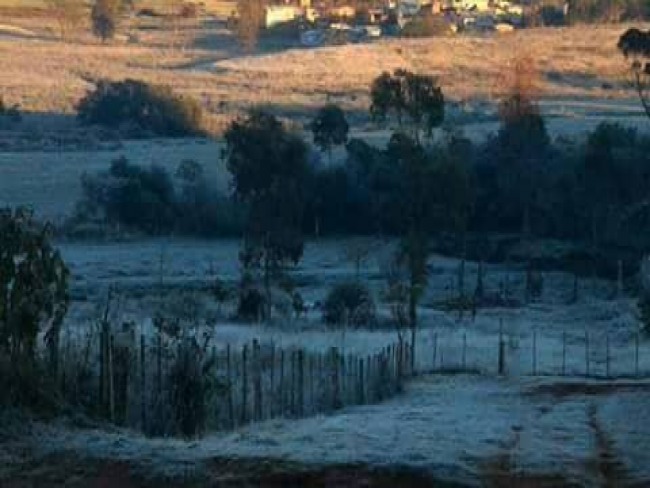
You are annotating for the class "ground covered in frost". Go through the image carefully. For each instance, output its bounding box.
[2,375,650,487]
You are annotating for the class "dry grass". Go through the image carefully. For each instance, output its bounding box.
[0,16,647,133]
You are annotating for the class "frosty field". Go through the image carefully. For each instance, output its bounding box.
[3,375,649,486]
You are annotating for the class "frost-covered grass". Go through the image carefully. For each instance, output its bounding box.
[56,238,650,378]
[14,375,650,486]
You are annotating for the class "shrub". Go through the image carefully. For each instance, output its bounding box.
[73,157,243,238]
[78,156,178,234]
[91,0,121,42]
[237,285,266,322]
[0,208,69,407]
[323,282,376,327]
[168,338,217,438]
[77,79,203,137]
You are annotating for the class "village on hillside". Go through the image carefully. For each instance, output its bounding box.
[224,0,557,47]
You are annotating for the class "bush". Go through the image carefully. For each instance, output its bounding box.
[323,282,376,327]
[78,156,177,234]
[168,338,217,438]
[91,0,121,42]
[0,208,69,408]
[77,79,203,137]
[73,157,242,237]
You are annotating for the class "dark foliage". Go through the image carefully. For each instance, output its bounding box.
[310,104,349,161]
[91,0,120,41]
[73,157,242,237]
[224,110,310,319]
[168,338,217,439]
[323,282,376,327]
[370,69,444,140]
[0,208,69,407]
[77,79,203,137]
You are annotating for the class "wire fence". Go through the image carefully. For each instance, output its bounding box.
[57,320,649,439]
[412,326,650,379]
[60,328,414,438]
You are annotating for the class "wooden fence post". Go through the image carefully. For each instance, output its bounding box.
[532,328,537,376]
[585,331,590,377]
[269,342,275,416]
[99,328,105,415]
[108,334,115,423]
[498,320,504,375]
[358,357,365,404]
[404,345,410,378]
[396,341,402,385]
[332,347,341,410]
[241,344,248,425]
[253,339,262,422]
[366,354,372,402]
[634,331,639,378]
[297,350,304,417]
[140,334,146,432]
[279,349,285,416]
[433,333,438,373]
[290,350,296,416]
[462,332,467,371]
[309,353,315,414]
[605,333,610,378]
[226,344,234,429]
[562,331,566,376]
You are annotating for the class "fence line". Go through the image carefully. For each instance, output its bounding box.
[58,323,648,439]
[61,330,412,438]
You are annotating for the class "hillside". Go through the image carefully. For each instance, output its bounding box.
[0,20,647,131]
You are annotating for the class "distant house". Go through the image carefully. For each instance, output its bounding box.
[462,0,491,12]
[265,5,301,28]
[329,5,356,19]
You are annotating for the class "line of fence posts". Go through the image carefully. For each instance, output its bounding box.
[425,323,644,379]
[90,323,646,440]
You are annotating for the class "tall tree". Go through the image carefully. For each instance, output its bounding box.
[494,54,550,236]
[310,104,349,164]
[224,110,310,320]
[370,69,445,143]
[385,133,435,371]
[618,28,650,119]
